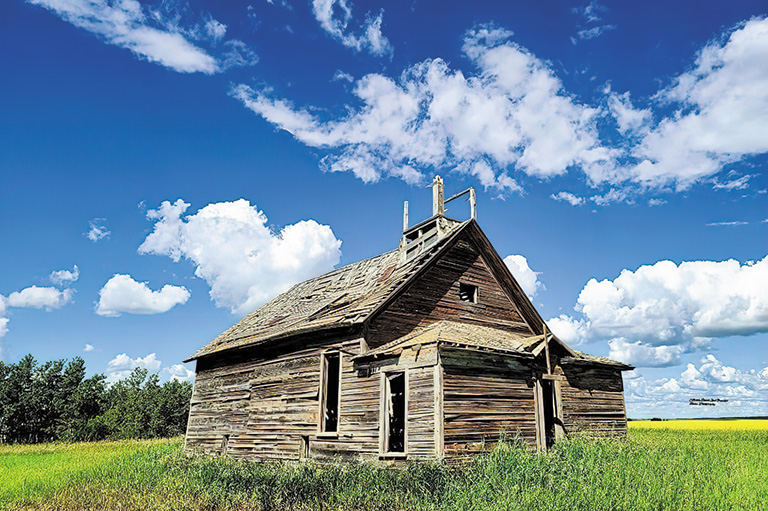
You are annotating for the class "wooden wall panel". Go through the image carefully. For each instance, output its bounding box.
[368,240,533,347]
[558,365,628,437]
[187,337,385,461]
[442,349,537,455]
[407,366,436,459]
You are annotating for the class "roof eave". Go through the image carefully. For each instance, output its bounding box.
[185,322,363,363]
[560,357,635,371]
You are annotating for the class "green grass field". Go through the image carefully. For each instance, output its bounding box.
[2,421,766,510]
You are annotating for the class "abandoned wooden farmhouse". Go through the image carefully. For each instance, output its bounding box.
[184,177,633,461]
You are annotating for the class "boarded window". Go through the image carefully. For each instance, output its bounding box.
[320,352,341,433]
[459,282,478,303]
[383,372,406,453]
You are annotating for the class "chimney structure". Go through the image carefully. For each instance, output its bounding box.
[399,176,475,263]
[431,176,445,216]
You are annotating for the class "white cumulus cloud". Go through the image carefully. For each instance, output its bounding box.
[624,355,768,418]
[84,343,95,352]
[232,24,615,192]
[50,265,80,286]
[549,255,768,367]
[95,274,190,317]
[311,0,392,56]
[162,363,195,382]
[138,199,342,316]
[105,353,195,383]
[105,352,162,382]
[628,17,768,189]
[0,296,8,340]
[7,286,74,310]
[503,254,543,298]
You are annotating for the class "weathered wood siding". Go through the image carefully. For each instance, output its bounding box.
[186,336,441,461]
[407,365,436,459]
[187,336,385,460]
[367,239,533,347]
[558,364,628,437]
[441,348,537,455]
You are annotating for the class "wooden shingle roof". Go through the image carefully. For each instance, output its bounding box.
[353,320,545,360]
[186,221,473,361]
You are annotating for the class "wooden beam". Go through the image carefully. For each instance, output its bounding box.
[543,323,552,375]
[434,361,444,460]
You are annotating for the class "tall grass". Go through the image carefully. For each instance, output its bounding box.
[3,424,766,510]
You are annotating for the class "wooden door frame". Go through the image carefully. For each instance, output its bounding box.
[534,375,564,450]
[379,368,409,457]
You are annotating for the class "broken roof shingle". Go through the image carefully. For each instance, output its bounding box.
[354,320,545,360]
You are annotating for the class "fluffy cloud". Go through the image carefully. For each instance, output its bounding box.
[95,274,190,317]
[548,255,768,367]
[606,90,651,136]
[86,218,110,242]
[550,191,585,206]
[503,255,543,298]
[0,296,8,340]
[625,355,768,418]
[0,278,76,342]
[7,286,74,310]
[138,199,342,316]
[105,353,194,383]
[105,352,162,382]
[84,343,95,352]
[311,0,392,56]
[50,265,79,286]
[628,17,768,189]
[162,363,195,382]
[232,25,614,192]
[28,0,220,73]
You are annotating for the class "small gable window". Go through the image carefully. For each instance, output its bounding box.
[459,283,478,303]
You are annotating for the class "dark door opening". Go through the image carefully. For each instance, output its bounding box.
[321,353,340,432]
[541,380,556,448]
[385,372,406,453]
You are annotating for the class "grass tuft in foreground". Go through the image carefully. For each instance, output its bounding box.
[2,423,766,510]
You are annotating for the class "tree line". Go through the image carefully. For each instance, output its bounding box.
[0,354,192,444]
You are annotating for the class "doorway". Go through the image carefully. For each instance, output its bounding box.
[535,378,562,449]
[382,372,406,454]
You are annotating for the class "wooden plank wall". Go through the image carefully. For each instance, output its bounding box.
[558,365,628,437]
[187,337,385,461]
[186,337,441,461]
[368,239,533,347]
[407,365,436,459]
[441,348,537,456]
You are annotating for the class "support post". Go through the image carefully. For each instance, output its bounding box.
[431,176,445,216]
[403,201,409,232]
[543,322,552,375]
[469,187,476,220]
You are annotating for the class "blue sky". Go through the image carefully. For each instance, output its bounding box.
[1,0,766,418]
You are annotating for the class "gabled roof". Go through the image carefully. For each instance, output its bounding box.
[186,218,631,371]
[353,320,544,360]
[186,221,473,361]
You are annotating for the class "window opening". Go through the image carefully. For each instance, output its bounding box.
[320,353,341,433]
[459,283,478,303]
[384,372,406,453]
[300,435,310,459]
[221,434,230,455]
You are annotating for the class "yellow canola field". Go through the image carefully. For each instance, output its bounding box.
[630,419,768,430]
